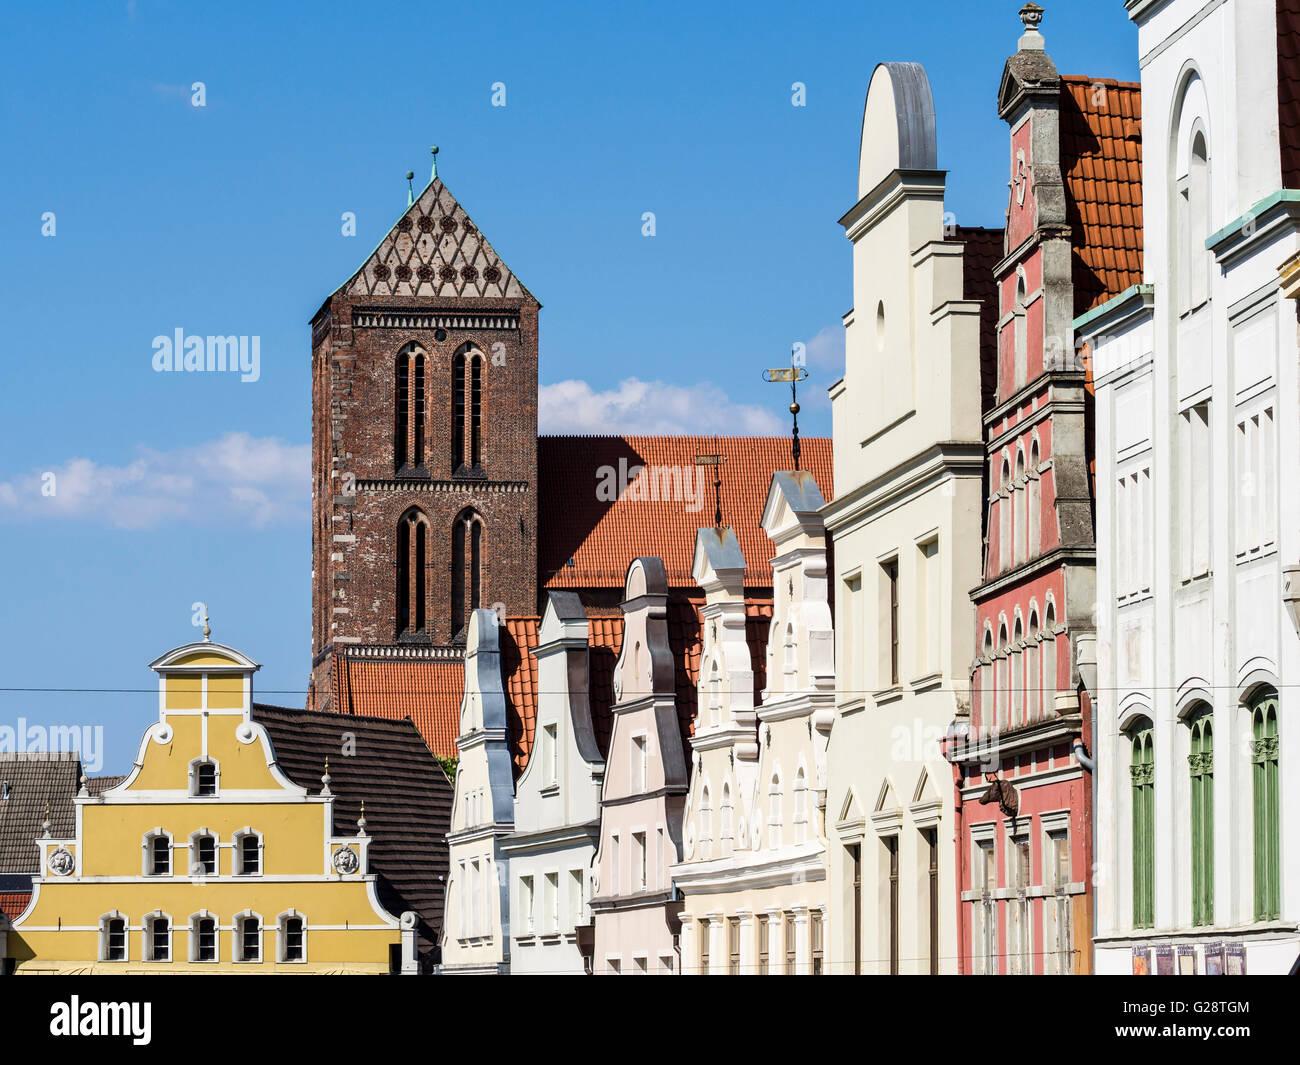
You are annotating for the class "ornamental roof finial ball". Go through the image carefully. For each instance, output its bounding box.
[1019,2,1045,51]
[430,144,439,181]
[790,401,800,416]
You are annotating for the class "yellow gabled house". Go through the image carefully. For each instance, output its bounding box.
[10,633,407,973]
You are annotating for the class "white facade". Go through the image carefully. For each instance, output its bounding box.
[503,592,605,975]
[822,61,986,975]
[1084,0,1300,975]
[440,609,515,974]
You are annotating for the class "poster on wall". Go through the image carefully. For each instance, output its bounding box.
[1177,946,1198,975]
[1204,942,1225,975]
[1131,947,1151,975]
[1226,942,1247,975]
[1154,945,1175,974]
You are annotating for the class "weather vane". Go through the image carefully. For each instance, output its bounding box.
[694,451,728,528]
[762,353,809,470]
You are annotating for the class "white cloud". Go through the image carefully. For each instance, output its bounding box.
[540,377,783,435]
[803,323,845,376]
[0,433,308,529]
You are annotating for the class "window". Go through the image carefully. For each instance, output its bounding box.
[236,831,261,876]
[1014,449,1027,565]
[192,759,218,797]
[811,912,824,975]
[699,919,710,974]
[1011,617,1024,728]
[542,723,557,787]
[395,344,426,471]
[885,835,900,975]
[1236,406,1277,557]
[884,559,900,685]
[1179,130,1210,312]
[450,508,483,637]
[632,832,647,890]
[1027,441,1041,557]
[699,787,712,859]
[544,871,559,933]
[1188,707,1215,926]
[1251,691,1281,921]
[457,860,467,937]
[280,914,305,963]
[101,914,127,962]
[923,827,939,975]
[632,734,647,793]
[996,624,1009,730]
[451,346,484,472]
[784,912,797,974]
[632,954,648,974]
[145,831,171,877]
[396,507,429,637]
[793,769,808,844]
[768,775,782,849]
[1042,604,1057,712]
[758,914,770,975]
[849,843,863,975]
[1047,828,1072,974]
[1130,719,1155,928]
[1179,403,1211,579]
[192,833,217,876]
[236,913,262,962]
[720,784,734,856]
[568,868,584,930]
[1014,272,1028,386]
[976,838,997,974]
[999,459,1013,573]
[470,859,481,934]
[1026,612,1041,721]
[191,914,217,962]
[1008,835,1031,974]
[452,350,466,471]
[142,913,170,962]
[978,629,995,732]
[728,916,741,975]
[519,875,535,934]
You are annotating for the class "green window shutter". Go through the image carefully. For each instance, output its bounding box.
[1188,712,1213,926]
[1252,696,1280,922]
[1130,722,1155,928]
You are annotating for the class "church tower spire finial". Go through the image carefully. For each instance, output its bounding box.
[430,145,439,182]
[406,170,415,206]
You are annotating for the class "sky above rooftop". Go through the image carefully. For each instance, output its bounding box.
[0,0,1139,774]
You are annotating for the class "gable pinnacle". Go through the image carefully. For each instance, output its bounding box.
[430,145,439,182]
[406,170,415,207]
[1019,2,1045,51]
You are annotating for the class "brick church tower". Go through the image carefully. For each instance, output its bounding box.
[309,168,540,709]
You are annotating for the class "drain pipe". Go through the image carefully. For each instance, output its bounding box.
[1075,632,1099,975]
[1071,737,1095,773]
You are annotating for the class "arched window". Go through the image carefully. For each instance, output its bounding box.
[1014,450,1027,566]
[1026,612,1041,721]
[450,508,483,638]
[189,757,218,797]
[189,830,218,877]
[189,911,217,963]
[1250,690,1281,920]
[234,911,263,963]
[143,829,172,877]
[699,784,713,859]
[1011,617,1024,727]
[143,911,172,962]
[1187,706,1214,926]
[996,623,1009,731]
[1129,718,1155,928]
[234,828,262,876]
[1028,441,1041,557]
[451,345,484,473]
[1014,271,1028,386]
[396,507,430,638]
[707,660,721,728]
[395,344,425,471]
[769,773,783,849]
[720,784,734,856]
[1180,130,1210,312]
[979,628,994,732]
[278,911,307,963]
[1042,603,1057,713]
[999,458,1012,573]
[793,767,809,844]
[99,912,128,962]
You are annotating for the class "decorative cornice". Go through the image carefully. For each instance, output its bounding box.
[352,308,520,331]
[353,478,529,494]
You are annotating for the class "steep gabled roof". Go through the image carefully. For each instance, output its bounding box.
[0,753,79,875]
[538,436,833,590]
[1060,77,1144,315]
[251,705,453,957]
[336,177,536,303]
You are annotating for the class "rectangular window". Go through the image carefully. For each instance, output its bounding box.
[283,917,304,962]
[977,838,997,974]
[519,875,535,934]
[105,918,126,962]
[632,831,647,890]
[699,919,710,975]
[728,916,741,975]
[150,835,171,876]
[924,827,939,975]
[885,560,900,685]
[195,761,217,796]
[458,860,467,937]
[784,912,797,974]
[195,835,217,876]
[238,834,260,875]
[885,835,900,974]
[758,915,770,975]
[1009,835,1031,974]
[149,917,170,962]
[240,917,260,962]
[811,912,824,975]
[1047,828,1071,974]
[544,871,559,933]
[568,868,584,930]
[195,917,216,962]
[849,843,862,975]
[470,860,481,936]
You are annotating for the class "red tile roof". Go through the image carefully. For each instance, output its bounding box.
[500,617,540,775]
[1279,0,1300,188]
[1060,77,1144,315]
[332,655,463,761]
[0,891,30,921]
[538,436,833,589]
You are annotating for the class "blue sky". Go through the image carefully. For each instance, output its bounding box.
[0,0,1139,775]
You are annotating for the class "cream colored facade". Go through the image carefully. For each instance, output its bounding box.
[822,61,985,974]
[674,473,835,974]
[441,609,515,974]
[9,639,401,974]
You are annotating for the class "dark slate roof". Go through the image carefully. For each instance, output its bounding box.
[955,225,1006,416]
[1279,0,1300,188]
[86,775,125,796]
[0,753,79,874]
[251,705,453,960]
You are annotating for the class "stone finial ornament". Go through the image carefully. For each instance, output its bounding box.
[1019,2,1045,50]
[320,757,332,797]
[202,614,211,642]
